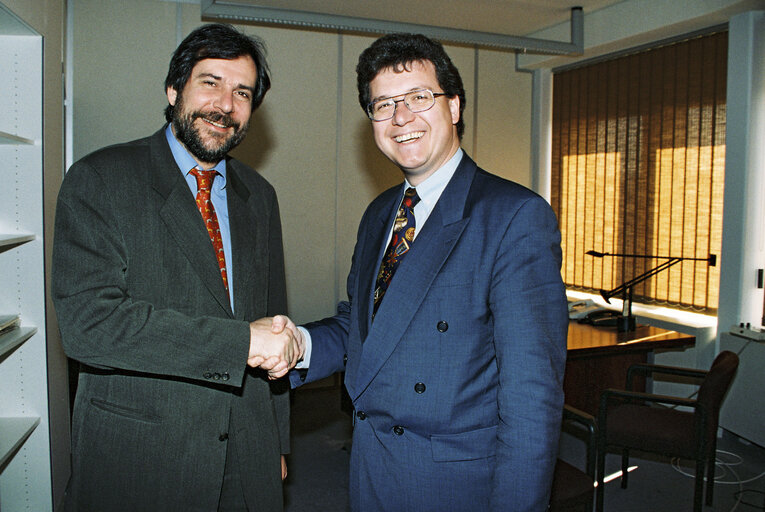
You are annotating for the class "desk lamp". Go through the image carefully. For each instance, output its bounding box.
[585,250,717,332]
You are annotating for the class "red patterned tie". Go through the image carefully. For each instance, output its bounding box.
[373,187,420,317]
[190,169,228,292]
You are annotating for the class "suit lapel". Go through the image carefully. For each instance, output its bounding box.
[227,164,268,320]
[355,192,400,344]
[151,131,233,316]
[348,155,477,400]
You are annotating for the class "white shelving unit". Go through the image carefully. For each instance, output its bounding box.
[0,2,53,510]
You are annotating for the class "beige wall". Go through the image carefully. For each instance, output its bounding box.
[70,0,532,324]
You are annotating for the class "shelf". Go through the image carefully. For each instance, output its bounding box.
[0,233,35,248]
[0,131,35,145]
[0,417,41,468]
[0,327,36,360]
[0,3,36,36]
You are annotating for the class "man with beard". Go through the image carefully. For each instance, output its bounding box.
[52,24,300,511]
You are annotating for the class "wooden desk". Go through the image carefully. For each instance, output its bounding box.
[564,322,695,414]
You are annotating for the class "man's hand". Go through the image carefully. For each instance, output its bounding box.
[271,315,305,360]
[267,315,305,380]
[247,318,298,378]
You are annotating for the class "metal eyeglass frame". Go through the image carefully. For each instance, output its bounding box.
[366,88,447,121]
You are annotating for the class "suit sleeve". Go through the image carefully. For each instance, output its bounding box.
[289,300,352,388]
[489,196,568,511]
[51,160,251,385]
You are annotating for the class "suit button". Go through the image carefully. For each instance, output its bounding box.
[203,372,213,379]
[414,382,426,394]
[222,372,230,381]
[219,433,228,441]
[393,425,404,436]
[343,354,348,366]
[213,373,221,380]
[437,321,448,332]
[356,411,367,420]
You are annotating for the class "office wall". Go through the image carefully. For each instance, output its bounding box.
[70,0,531,323]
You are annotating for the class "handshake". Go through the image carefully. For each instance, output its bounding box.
[247,315,305,379]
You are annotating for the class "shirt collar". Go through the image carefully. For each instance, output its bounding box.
[404,148,463,211]
[165,124,228,180]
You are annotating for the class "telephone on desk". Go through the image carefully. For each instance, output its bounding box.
[568,299,622,327]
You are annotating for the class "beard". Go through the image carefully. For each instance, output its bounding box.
[171,95,250,164]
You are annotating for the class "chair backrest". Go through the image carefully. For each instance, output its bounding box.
[697,350,739,429]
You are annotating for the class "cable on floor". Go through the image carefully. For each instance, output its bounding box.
[669,449,765,511]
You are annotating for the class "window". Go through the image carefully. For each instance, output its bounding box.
[551,31,727,312]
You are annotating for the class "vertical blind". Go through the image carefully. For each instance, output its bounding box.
[551,31,727,312]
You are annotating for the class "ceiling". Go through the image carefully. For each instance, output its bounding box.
[201,0,626,49]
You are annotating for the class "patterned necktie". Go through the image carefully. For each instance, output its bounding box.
[373,187,420,317]
[190,169,228,292]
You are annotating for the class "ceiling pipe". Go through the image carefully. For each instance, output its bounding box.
[201,1,584,56]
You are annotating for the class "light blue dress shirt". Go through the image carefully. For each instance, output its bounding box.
[394,147,462,243]
[165,125,235,310]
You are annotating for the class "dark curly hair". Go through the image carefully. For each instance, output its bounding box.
[356,33,466,140]
[164,23,271,122]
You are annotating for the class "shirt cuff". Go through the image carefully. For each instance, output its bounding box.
[295,326,312,368]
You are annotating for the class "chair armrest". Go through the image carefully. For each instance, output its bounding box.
[598,388,712,457]
[563,404,597,436]
[626,363,707,390]
[562,404,598,478]
[600,388,700,410]
[563,404,595,430]
[599,388,711,436]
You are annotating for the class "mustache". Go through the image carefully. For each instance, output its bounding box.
[192,111,240,131]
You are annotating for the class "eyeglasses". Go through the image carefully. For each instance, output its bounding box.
[366,88,447,121]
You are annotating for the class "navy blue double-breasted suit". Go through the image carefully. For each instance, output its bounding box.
[293,153,568,511]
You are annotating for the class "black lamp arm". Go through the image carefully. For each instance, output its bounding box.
[586,250,716,266]
[591,253,716,303]
[600,258,681,303]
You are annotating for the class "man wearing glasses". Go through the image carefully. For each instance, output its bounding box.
[282,32,568,511]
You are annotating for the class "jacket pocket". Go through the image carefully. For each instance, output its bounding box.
[89,397,162,424]
[430,425,497,461]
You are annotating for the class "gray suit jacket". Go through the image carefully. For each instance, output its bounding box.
[52,128,289,511]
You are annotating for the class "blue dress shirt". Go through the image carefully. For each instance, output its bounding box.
[165,124,234,309]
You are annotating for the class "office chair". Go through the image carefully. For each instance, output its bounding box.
[550,404,597,511]
[595,350,739,512]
